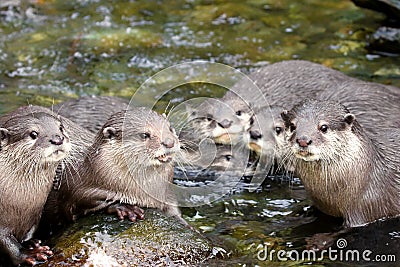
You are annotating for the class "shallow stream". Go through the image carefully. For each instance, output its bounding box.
[1,0,399,266]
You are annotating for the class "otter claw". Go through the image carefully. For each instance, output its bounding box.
[23,242,53,266]
[107,203,145,222]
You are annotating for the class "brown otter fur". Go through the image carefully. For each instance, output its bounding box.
[227,61,400,171]
[281,99,400,227]
[243,105,286,172]
[0,105,71,265]
[176,98,245,147]
[55,107,183,223]
[317,80,400,134]
[220,60,355,135]
[53,95,129,134]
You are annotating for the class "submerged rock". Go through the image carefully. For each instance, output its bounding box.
[351,1,400,54]
[368,26,400,54]
[42,210,214,266]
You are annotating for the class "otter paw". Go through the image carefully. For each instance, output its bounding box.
[22,239,42,249]
[24,244,53,266]
[107,203,145,222]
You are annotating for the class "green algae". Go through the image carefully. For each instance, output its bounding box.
[43,210,213,266]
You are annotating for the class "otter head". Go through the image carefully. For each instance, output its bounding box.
[99,108,180,168]
[245,106,285,158]
[185,97,250,145]
[219,90,254,139]
[0,109,71,164]
[281,99,356,162]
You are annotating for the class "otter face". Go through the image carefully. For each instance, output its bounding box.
[187,98,248,145]
[281,100,355,162]
[244,106,285,158]
[101,108,180,167]
[0,112,71,163]
[219,94,254,144]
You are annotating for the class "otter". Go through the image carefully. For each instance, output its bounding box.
[53,95,129,133]
[54,107,184,224]
[218,60,355,140]
[0,105,71,266]
[281,99,400,227]
[177,98,245,150]
[243,105,287,173]
[228,61,400,171]
[55,95,245,147]
[178,143,250,174]
[316,80,400,134]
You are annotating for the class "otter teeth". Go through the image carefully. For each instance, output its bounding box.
[156,153,173,163]
[297,150,310,156]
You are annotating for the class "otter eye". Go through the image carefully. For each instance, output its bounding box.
[249,117,254,125]
[30,131,39,140]
[320,124,329,133]
[59,125,64,132]
[139,132,150,140]
[224,155,232,161]
[275,127,282,135]
[289,124,296,132]
[236,110,242,116]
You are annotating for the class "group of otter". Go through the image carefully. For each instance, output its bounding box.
[1,60,399,266]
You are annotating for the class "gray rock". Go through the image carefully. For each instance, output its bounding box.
[41,210,215,266]
[368,26,400,54]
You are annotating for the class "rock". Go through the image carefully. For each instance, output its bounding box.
[368,26,400,54]
[41,210,214,266]
[351,1,400,53]
[351,0,400,21]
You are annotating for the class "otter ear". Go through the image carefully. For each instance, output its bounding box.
[103,127,117,139]
[344,113,355,125]
[281,110,290,122]
[0,128,9,148]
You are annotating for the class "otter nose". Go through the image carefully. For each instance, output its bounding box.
[50,135,64,146]
[296,136,312,148]
[249,130,262,140]
[218,119,232,129]
[162,137,175,149]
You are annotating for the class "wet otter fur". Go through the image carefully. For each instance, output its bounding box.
[281,99,400,227]
[243,105,287,172]
[219,60,354,136]
[0,105,71,266]
[225,61,400,173]
[53,95,129,134]
[317,80,400,134]
[56,107,183,223]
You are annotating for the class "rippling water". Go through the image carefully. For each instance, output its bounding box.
[1,0,399,266]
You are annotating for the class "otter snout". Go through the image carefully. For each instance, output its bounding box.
[50,134,64,146]
[218,119,232,129]
[162,137,175,149]
[249,130,262,140]
[296,136,312,148]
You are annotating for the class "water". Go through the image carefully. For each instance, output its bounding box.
[1,0,399,266]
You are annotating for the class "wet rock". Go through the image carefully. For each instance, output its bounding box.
[368,26,400,54]
[351,0,400,21]
[334,217,400,265]
[41,210,214,266]
[351,1,400,54]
